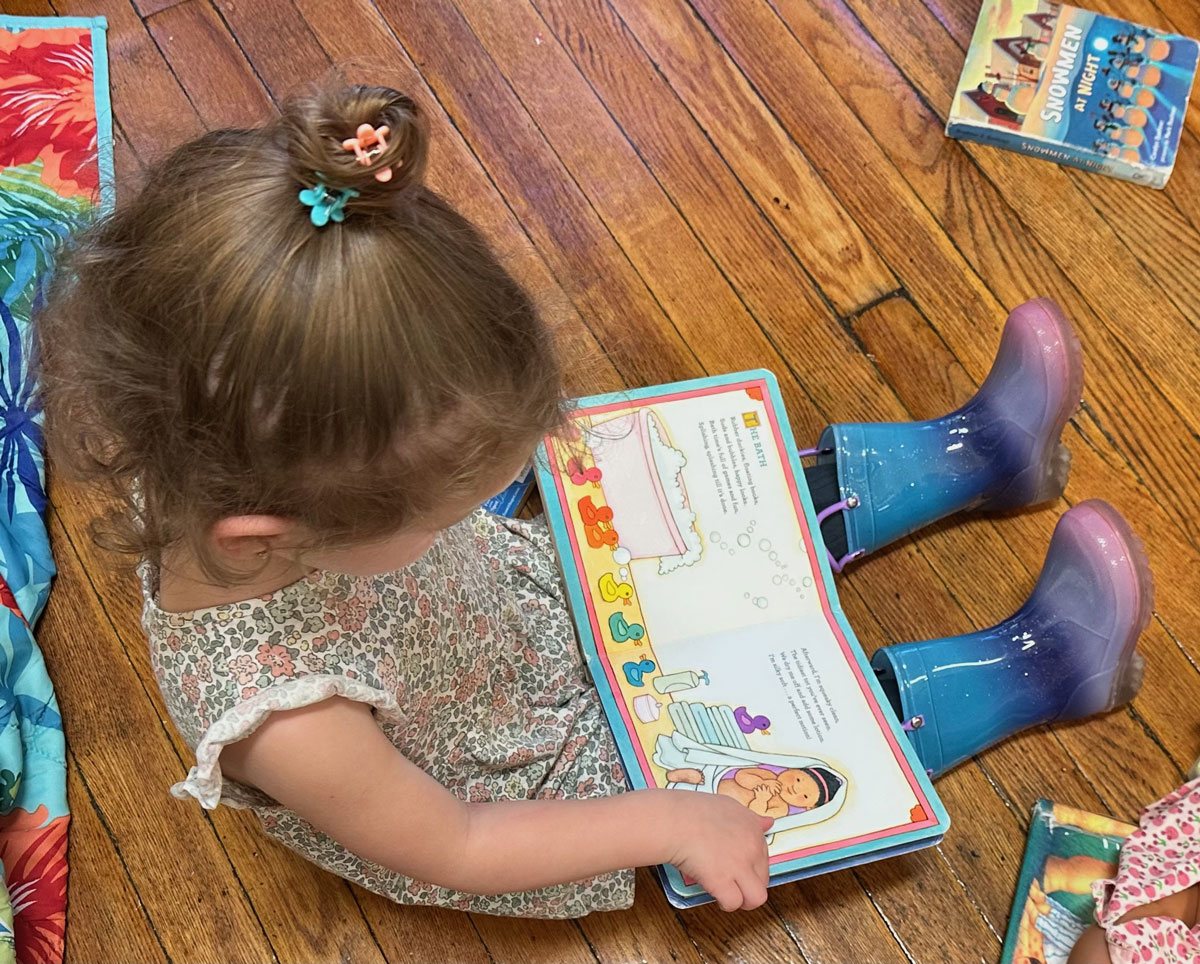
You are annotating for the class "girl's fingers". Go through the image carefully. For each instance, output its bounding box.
[711,880,744,912]
[737,873,769,911]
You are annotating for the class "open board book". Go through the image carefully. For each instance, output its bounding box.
[535,371,949,908]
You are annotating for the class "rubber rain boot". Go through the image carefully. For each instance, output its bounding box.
[811,298,1082,570]
[870,500,1152,778]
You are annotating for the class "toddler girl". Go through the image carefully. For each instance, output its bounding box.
[38,85,1151,918]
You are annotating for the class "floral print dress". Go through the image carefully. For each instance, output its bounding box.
[1092,777,1200,963]
[142,510,633,918]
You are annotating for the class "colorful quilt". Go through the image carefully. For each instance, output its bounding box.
[0,14,113,963]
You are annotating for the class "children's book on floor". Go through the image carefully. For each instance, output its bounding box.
[1001,799,1134,964]
[947,0,1199,188]
[535,371,949,908]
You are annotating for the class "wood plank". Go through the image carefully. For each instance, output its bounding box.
[64,757,167,962]
[857,849,997,962]
[0,0,54,14]
[49,0,205,162]
[578,869,702,964]
[605,0,993,382]
[111,121,142,188]
[40,506,276,962]
[529,0,897,317]
[350,887,492,964]
[145,0,276,130]
[130,0,184,18]
[49,482,391,963]
[399,0,801,391]
[1143,0,1200,37]
[210,0,330,100]
[674,901,814,964]
[448,0,891,432]
[764,872,908,964]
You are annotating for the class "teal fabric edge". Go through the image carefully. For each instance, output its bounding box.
[90,18,116,212]
[0,14,108,30]
[0,15,114,211]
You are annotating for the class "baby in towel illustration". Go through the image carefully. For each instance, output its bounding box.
[654,731,847,829]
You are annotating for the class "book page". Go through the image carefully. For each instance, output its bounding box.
[542,377,939,866]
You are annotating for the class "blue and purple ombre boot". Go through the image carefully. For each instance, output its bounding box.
[810,298,1083,570]
[872,500,1152,777]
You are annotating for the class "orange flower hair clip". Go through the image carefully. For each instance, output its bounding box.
[342,123,393,182]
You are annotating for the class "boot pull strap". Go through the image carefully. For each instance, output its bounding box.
[816,496,865,573]
[798,446,864,573]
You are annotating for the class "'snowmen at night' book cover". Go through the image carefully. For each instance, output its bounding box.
[947,1,1198,188]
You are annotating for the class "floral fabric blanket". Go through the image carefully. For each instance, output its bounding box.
[0,14,114,962]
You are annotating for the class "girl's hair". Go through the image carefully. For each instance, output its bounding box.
[38,85,564,580]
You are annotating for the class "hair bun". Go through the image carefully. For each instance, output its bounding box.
[282,85,428,208]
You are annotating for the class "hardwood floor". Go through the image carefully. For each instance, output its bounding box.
[4,0,1200,959]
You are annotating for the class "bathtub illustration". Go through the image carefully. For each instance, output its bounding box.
[585,410,703,575]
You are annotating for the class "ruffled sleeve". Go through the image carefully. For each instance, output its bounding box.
[171,674,403,810]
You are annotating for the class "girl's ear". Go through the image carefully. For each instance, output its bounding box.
[210,515,299,560]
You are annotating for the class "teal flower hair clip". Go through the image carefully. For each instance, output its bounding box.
[298,180,360,227]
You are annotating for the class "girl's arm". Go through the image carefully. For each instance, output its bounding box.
[219,697,773,910]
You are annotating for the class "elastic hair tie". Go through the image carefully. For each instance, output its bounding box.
[298,179,359,227]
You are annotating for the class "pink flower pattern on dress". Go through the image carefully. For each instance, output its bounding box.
[141,510,632,918]
[1093,777,1200,963]
[227,653,257,684]
[255,643,295,677]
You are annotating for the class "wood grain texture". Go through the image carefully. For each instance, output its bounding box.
[12,0,1200,959]
[145,0,276,129]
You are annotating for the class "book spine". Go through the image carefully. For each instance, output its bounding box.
[947,121,1170,189]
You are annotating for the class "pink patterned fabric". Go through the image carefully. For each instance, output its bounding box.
[1092,777,1200,963]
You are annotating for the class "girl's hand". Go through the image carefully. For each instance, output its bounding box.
[666,791,773,911]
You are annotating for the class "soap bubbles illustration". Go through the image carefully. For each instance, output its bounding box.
[612,547,632,565]
[737,533,751,548]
